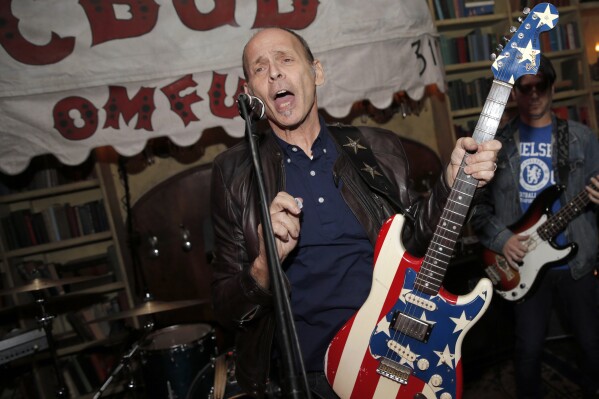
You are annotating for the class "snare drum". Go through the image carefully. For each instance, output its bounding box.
[140,323,216,399]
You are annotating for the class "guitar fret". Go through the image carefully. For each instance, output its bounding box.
[446,198,470,209]
[419,262,445,276]
[428,247,454,261]
[454,176,478,188]
[431,235,457,248]
[416,268,443,281]
[449,187,473,198]
[444,208,467,219]
[437,225,460,236]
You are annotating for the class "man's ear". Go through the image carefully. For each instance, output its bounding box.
[243,84,250,95]
[313,60,325,86]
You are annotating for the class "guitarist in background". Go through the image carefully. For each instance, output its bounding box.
[210,27,501,398]
[470,55,599,399]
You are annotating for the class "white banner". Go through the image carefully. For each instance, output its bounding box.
[0,0,444,175]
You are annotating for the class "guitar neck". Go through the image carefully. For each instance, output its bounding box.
[538,182,597,240]
[414,80,513,295]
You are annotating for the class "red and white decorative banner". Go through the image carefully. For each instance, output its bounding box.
[0,0,444,175]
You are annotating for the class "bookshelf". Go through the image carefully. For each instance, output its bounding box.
[428,0,599,138]
[0,155,135,398]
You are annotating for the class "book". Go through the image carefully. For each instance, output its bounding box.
[41,206,60,242]
[463,0,494,16]
[560,58,581,91]
[51,203,71,241]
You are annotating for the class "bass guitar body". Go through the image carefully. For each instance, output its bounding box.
[481,185,577,301]
[325,215,493,399]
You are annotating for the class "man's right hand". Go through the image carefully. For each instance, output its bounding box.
[502,233,530,267]
[251,192,303,289]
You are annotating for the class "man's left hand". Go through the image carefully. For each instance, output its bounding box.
[445,137,502,187]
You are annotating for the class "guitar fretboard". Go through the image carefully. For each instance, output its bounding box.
[538,182,597,240]
[414,81,513,295]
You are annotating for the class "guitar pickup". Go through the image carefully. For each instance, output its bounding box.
[376,357,412,385]
[391,311,432,342]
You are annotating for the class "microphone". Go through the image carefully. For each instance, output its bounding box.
[237,93,265,120]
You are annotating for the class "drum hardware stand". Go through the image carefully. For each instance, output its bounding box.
[94,322,154,399]
[33,292,68,399]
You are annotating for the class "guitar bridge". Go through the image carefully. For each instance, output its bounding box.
[376,357,412,384]
[391,311,432,342]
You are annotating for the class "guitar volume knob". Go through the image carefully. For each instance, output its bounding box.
[430,374,442,387]
[440,393,452,399]
[417,358,429,370]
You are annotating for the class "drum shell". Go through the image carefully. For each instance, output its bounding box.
[140,323,216,399]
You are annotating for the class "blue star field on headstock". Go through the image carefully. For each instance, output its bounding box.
[491,3,559,84]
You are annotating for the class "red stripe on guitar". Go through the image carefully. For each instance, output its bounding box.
[325,312,357,385]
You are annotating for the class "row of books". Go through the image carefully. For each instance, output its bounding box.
[447,77,495,111]
[512,0,571,10]
[0,156,96,196]
[439,29,499,65]
[434,0,495,20]
[1,199,110,250]
[553,104,591,126]
[539,22,579,53]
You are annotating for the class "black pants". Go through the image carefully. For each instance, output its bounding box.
[306,372,339,399]
[513,269,599,399]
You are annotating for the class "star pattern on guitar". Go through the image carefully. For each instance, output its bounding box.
[368,272,491,385]
[516,40,539,68]
[450,311,470,333]
[434,345,455,369]
[533,4,558,29]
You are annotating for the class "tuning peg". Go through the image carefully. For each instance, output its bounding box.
[509,26,517,34]
[496,44,504,52]
[490,53,497,61]
[522,7,530,15]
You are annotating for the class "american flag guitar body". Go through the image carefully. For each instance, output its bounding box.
[324,4,559,399]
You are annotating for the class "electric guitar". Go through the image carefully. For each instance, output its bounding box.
[324,4,559,399]
[481,182,596,302]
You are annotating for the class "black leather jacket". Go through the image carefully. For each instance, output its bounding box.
[210,123,451,397]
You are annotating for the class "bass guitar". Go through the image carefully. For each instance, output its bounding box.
[324,4,558,399]
[481,182,596,301]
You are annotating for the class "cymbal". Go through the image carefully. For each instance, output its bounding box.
[0,292,109,318]
[0,275,106,295]
[0,276,105,295]
[88,299,210,323]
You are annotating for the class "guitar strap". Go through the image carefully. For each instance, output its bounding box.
[555,117,569,187]
[328,124,407,216]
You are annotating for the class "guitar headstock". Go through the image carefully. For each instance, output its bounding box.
[491,3,559,84]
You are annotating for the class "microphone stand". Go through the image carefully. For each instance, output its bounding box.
[238,94,311,399]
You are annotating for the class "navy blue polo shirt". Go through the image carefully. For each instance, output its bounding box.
[275,122,374,371]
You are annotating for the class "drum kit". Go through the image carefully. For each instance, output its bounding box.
[0,277,249,399]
